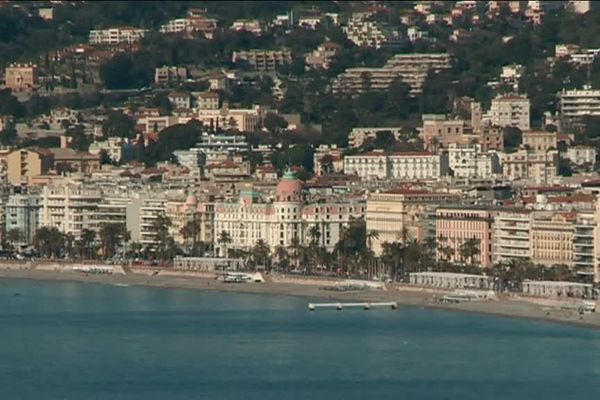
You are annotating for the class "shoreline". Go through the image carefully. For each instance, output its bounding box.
[1,268,599,330]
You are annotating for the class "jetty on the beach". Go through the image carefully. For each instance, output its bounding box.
[308,302,398,311]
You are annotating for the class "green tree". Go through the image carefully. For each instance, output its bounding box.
[263,113,289,133]
[151,214,176,261]
[80,228,96,259]
[180,219,203,256]
[99,223,130,259]
[0,126,18,146]
[251,239,271,269]
[33,227,65,258]
[217,230,232,258]
[102,110,135,138]
[146,120,202,164]
[65,124,90,152]
[503,126,523,149]
[6,228,23,250]
[459,238,481,265]
[99,53,153,89]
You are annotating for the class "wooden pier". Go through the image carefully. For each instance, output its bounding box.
[308,302,398,311]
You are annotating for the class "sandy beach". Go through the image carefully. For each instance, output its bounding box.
[0,266,599,329]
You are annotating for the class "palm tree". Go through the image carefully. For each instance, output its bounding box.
[459,238,481,265]
[180,219,201,255]
[289,236,302,269]
[251,239,271,270]
[307,225,321,247]
[380,241,405,281]
[63,233,75,259]
[152,214,175,261]
[274,246,289,271]
[6,228,23,251]
[81,228,96,259]
[99,223,130,259]
[217,230,232,258]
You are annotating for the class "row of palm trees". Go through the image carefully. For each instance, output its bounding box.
[27,214,204,261]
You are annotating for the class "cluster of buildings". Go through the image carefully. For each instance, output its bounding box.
[365,184,600,282]
[332,53,452,95]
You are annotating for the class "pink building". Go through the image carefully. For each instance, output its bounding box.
[435,206,495,267]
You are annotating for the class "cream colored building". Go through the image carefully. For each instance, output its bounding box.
[6,149,54,185]
[5,63,38,91]
[344,151,448,181]
[500,149,558,184]
[89,27,147,44]
[530,211,576,266]
[490,94,530,130]
[39,184,103,239]
[522,131,557,152]
[166,193,213,248]
[197,105,263,132]
[366,189,459,255]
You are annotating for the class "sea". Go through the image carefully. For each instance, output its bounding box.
[0,279,599,400]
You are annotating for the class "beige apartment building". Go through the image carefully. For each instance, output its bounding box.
[366,189,459,255]
[6,149,54,185]
[435,206,495,267]
[39,184,103,238]
[522,131,557,152]
[5,63,38,91]
[500,149,558,184]
[530,211,576,266]
[490,94,530,131]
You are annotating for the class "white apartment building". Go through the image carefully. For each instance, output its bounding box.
[159,13,218,39]
[348,127,403,148]
[126,194,168,248]
[560,89,600,125]
[493,209,531,264]
[343,151,448,181]
[490,95,530,130]
[500,149,559,184]
[305,42,341,70]
[343,14,402,49]
[89,27,147,45]
[173,148,205,175]
[447,144,501,179]
[154,66,187,84]
[39,184,103,239]
[564,146,597,169]
[89,137,129,163]
[230,19,264,35]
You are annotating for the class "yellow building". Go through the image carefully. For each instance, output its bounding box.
[5,63,38,91]
[530,211,576,266]
[366,189,459,255]
[6,149,53,185]
[522,131,557,152]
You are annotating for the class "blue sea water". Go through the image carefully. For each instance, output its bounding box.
[0,279,599,400]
